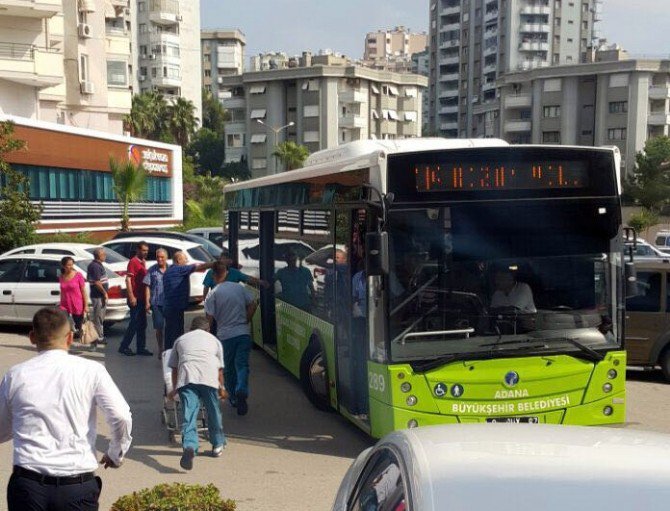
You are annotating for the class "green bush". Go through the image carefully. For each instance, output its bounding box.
[38,231,99,244]
[111,483,235,511]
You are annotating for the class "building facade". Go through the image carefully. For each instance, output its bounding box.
[0,0,133,135]
[135,0,202,122]
[428,0,600,138]
[201,29,245,102]
[498,58,670,176]
[1,115,183,234]
[220,57,427,177]
[363,26,428,73]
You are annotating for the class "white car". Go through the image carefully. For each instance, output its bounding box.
[186,227,226,247]
[235,238,315,279]
[102,237,214,303]
[2,243,129,275]
[0,254,129,324]
[333,424,670,511]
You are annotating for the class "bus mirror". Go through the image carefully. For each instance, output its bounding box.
[366,231,389,276]
[625,261,638,298]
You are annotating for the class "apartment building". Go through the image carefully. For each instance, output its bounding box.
[428,0,600,138]
[363,26,428,73]
[135,0,202,122]
[220,55,427,177]
[201,29,245,101]
[412,49,431,135]
[498,57,670,176]
[0,0,133,135]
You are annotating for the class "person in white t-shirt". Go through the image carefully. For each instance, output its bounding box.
[167,316,226,471]
[490,268,537,313]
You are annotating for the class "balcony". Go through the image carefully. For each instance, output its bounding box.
[440,22,461,32]
[440,72,460,82]
[520,23,550,33]
[0,0,60,18]
[519,41,549,52]
[153,74,181,88]
[148,0,180,26]
[518,60,550,70]
[380,120,398,135]
[441,5,460,16]
[504,120,532,132]
[440,105,459,114]
[483,63,497,74]
[520,5,551,15]
[223,96,245,109]
[439,87,459,99]
[440,55,460,65]
[484,27,499,38]
[440,121,459,131]
[440,39,460,49]
[338,89,367,104]
[400,97,418,111]
[482,80,497,92]
[399,122,418,137]
[106,32,130,55]
[504,94,532,109]
[484,45,498,57]
[484,10,499,22]
[0,43,62,88]
[340,114,366,129]
[649,86,670,100]
[648,113,670,126]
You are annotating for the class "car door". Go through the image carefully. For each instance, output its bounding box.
[625,270,666,365]
[0,260,25,321]
[346,448,409,511]
[13,259,63,322]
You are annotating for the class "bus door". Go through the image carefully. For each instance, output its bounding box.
[259,211,277,350]
[334,208,369,417]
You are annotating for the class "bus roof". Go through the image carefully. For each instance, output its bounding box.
[224,138,510,192]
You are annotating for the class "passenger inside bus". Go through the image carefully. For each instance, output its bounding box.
[274,250,314,312]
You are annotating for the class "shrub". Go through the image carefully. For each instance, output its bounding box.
[111,483,235,511]
[38,231,99,244]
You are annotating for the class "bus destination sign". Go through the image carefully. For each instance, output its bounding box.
[415,160,590,193]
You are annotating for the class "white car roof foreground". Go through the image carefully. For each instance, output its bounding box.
[388,424,670,510]
[103,237,201,250]
[2,242,101,256]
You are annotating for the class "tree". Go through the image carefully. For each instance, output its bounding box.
[187,128,226,175]
[183,172,227,228]
[627,208,659,237]
[220,159,251,182]
[0,122,42,252]
[625,136,670,213]
[272,141,309,171]
[201,88,229,135]
[168,97,198,147]
[110,157,147,231]
[124,91,169,140]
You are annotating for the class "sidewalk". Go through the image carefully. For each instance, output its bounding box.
[0,314,372,510]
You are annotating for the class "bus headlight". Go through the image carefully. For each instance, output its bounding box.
[407,419,419,428]
[607,369,617,379]
[603,383,613,393]
[400,382,412,393]
[406,395,418,406]
[603,406,613,416]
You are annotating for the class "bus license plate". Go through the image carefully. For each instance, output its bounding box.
[486,417,539,424]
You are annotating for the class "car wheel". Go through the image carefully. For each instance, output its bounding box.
[300,340,332,412]
[660,346,670,382]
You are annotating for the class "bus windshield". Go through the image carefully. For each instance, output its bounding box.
[387,202,623,363]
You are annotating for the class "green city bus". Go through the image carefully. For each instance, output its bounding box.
[223,138,627,438]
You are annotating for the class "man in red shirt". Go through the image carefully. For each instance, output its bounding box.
[119,242,152,356]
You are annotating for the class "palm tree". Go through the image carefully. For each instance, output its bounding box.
[110,157,147,231]
[168,97,198,147]
[123,91,168,140]
[272,141,309,171]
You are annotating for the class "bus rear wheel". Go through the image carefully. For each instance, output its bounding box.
[300,342,331,412]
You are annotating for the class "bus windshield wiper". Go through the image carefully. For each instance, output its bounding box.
[410,354,461,373]
[544,336,605,363]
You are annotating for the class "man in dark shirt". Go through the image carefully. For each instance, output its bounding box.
[163,251,214,350]
[119,242,151,356]
[86,247,108,346]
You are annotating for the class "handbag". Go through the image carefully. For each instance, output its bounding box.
[80,316,98,345]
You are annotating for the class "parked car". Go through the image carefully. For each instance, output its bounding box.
[654,231,670,254]
[2,243,128,275]
[625,259,670,379]
[236,239,315,279]
[333,424,670,511]
[187,227,258,248]
[112,230,224,259]
[102,237,214,303]
[626,238,669,261]
[0,254,128,324]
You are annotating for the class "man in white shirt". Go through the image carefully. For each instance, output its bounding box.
[490,268,537,313]
[167,316,227,471]
[0,307,132,511]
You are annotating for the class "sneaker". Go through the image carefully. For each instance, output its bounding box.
[118,348,135,356]
[96,338,108,345]
[180,447,195,470]
[136,349,154,357]
[236,392,248,416]
[211,445,225,457]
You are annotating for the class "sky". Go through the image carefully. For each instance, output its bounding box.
[200,0,668,61]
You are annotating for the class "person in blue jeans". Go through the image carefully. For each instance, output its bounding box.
[167,316,227,470]
[204,261,258,416]
[162,252,214,351]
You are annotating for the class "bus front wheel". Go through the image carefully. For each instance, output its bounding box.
[300,342,332,412]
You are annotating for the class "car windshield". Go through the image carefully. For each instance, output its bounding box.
[387,205,622,363]
[187,246,214,262]
[84,247,127,263]
[193,236,223,258]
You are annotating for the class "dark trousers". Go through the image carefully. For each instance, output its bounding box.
[163,306,185,350]
[120,302,146,352]
[7,471,101,511]
[222,334,252,397]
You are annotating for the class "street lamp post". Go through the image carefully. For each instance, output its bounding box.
[256,119,295,172]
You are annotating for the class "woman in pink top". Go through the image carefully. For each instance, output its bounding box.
[59,256,88,336]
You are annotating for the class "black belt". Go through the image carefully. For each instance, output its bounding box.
[13,466,95,485]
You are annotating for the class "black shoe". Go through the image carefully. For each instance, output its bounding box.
[180,447,195,470]
[137,349,154,356]
[118,348,135,356]
[236,392,248,416]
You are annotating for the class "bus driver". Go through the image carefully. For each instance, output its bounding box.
[490,267,537,314]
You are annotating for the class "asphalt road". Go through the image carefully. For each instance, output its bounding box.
[0,315,669,510]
